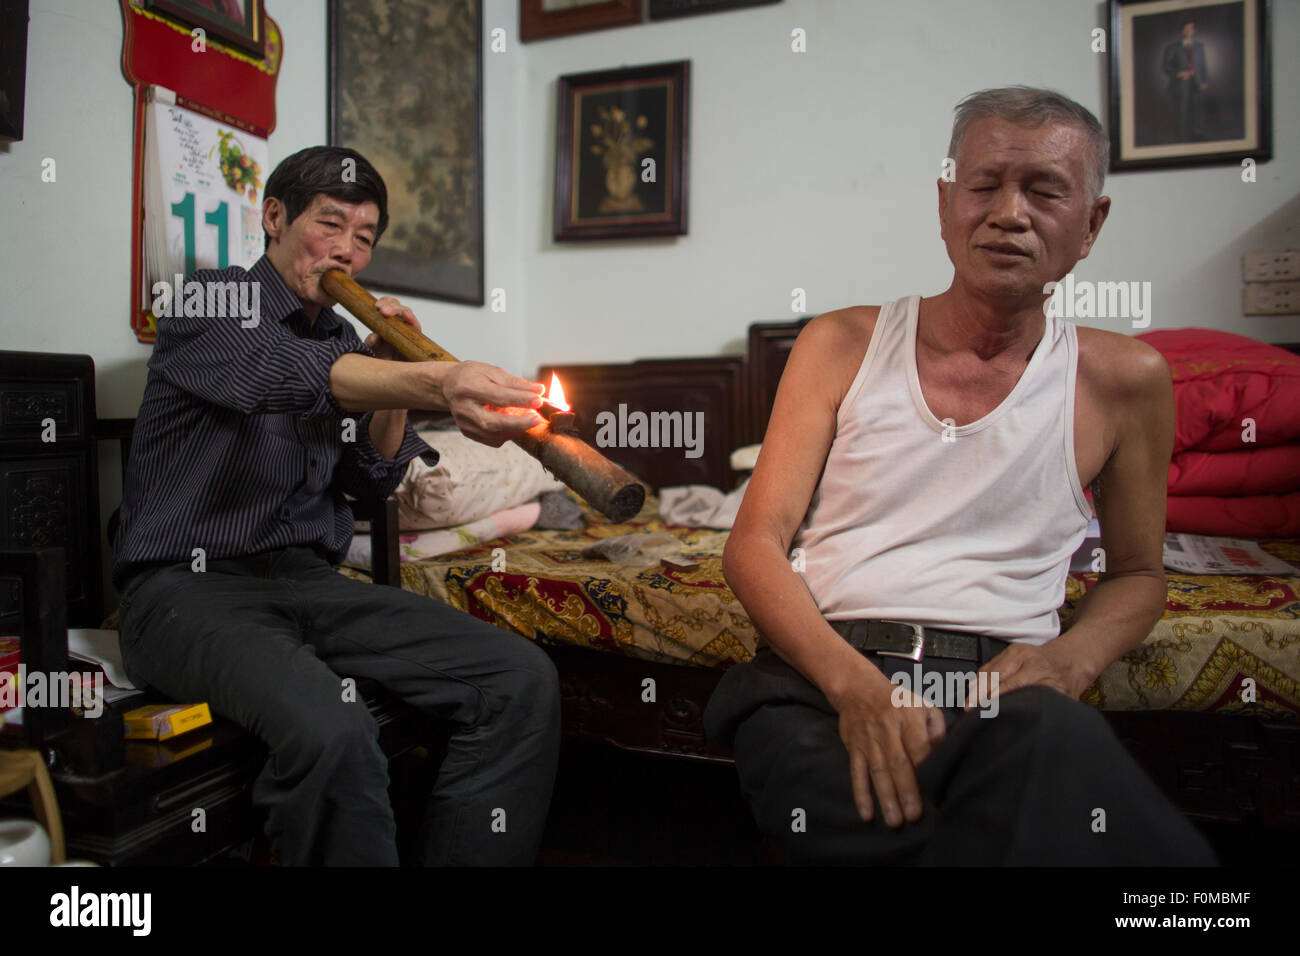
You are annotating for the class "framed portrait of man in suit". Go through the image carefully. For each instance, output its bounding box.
[1108,0,1273,171]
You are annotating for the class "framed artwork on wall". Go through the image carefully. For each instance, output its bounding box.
[554,60,689,241]
[648,0,780,21]
[0,0,28,140]
[142,0,267,59]
[328,0,484,305]
[1107,0,1272,171]
[520,0,642,43]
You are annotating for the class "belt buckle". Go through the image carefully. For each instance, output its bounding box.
[874,620,925,661]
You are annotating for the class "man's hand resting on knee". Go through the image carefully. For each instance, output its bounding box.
[833,669,946,829]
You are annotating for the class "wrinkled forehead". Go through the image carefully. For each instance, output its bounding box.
[957,117,1093,182]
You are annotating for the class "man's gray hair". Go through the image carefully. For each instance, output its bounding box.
[946,86,1110,199]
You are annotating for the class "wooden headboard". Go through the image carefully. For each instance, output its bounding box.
[539,317,808,493]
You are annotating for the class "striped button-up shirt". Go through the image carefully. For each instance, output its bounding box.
[112,255,434,588]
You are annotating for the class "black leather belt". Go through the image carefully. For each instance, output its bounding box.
[832,620,1010,664]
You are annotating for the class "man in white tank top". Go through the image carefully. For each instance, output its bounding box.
[705,87,1214,865]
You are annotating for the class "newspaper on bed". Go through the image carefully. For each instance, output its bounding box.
[1162,533,1298,576]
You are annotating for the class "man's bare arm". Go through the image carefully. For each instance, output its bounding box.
[724,308,945,829]
[725,313,872,705]
[368,408,408,460]
[1044,343,1175,694]
[983,339,1175,699]
[327,297,544,456]
[329,353,451,412]
[329,355,544,444]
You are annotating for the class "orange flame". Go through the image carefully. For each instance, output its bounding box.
[545,373,570,412]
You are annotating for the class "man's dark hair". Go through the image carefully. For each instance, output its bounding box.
[261,145,388,251]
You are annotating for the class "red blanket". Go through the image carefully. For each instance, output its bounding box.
[1168,443,1300,497]
[1137,328,1300,453]
[1167,492,1300,538]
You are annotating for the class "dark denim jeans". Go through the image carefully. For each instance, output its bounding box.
[117,546,561,866]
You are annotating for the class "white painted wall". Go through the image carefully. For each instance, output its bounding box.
[1,0,1296,602]
[516,0,1300,374]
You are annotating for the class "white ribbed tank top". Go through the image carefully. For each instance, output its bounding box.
[792,296,1092,645]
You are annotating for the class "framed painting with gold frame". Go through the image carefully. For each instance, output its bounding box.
[554,60,689,242]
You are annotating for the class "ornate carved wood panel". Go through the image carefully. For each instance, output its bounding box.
[0,352,103,627]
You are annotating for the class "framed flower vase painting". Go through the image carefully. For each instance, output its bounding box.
[554,60,689,241]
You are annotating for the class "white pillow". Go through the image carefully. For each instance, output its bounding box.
[393,428,565,529]
[343,501,542,569]
[730,443,761,471]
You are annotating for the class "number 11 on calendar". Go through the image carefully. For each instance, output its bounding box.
[170,192,230,276]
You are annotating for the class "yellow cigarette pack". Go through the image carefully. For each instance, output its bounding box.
[123,702,212,741]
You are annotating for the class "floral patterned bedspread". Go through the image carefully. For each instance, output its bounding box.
[338,495,1300,718]
[1066,539,1300,718]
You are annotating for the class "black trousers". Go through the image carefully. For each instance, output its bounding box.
[116,546,561,866]
[704,645,1217,865]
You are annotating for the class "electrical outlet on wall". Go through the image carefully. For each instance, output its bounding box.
[1243,282,1300,315]
[1244,251,1300,281]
